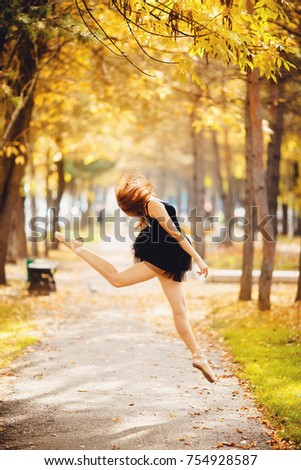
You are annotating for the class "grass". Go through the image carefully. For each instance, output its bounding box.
[206,295,301,447]
[0,298,39,369]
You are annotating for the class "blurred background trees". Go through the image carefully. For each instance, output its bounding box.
[0,0,300,309]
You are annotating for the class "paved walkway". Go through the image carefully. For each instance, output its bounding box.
[1,240,279,450]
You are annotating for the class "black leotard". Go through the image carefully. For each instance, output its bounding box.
[132,200,192,282]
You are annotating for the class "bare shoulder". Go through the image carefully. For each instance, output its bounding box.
[147,199,166,217]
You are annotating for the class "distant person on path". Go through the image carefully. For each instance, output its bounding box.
[55,171,216,383]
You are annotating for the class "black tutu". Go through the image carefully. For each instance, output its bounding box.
[131,200,192,282]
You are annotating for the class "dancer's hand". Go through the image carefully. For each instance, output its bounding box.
[196,260,209,278]
[54,232,84,253]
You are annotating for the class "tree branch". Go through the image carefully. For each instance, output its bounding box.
[1,73,38,148]
[77,0,156,77]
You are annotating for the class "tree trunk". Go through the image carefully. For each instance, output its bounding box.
[0,2,9,63]
[211,130,224,205]
[239,92,255,300]
[292,161,301,236]
[247,68,276,310]
[211,129,232,245]
[81,186,93,230]
[211,131,225,207]
[176,183,182,215]
[0,32,38,284]
[296,241,301,302]
[0,4,50,282]
[50,155,65,249]
[187,177,193,214]
[158,166,167,201]
[209,188,216,216]
[29,153,39,257]
[0,161,27,282]
[223,127,235,229]
[282,202,288,235]
[191,107,205,258]
[293,212,301,237]
[6,194,27,263]
[266,78,285,238]
[45,148,52,256]
[101,186,108,207]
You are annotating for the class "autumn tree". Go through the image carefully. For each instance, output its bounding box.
[0,1,105,281]
[244,1,299,309]
[0,1,80,283]
[1,1,46,283]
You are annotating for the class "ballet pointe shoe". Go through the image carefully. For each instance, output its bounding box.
[192,350,216,383]
[54,231,84,253]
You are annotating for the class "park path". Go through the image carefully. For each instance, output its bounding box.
[1,237,274,450]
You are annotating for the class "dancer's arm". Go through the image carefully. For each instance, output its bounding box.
[147,200,208,277]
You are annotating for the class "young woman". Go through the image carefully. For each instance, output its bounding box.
[55,171,216,383]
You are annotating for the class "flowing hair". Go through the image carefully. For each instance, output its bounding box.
[115,170,155,229]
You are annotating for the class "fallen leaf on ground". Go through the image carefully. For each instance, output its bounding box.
[215,442,237,448]
[237,441,257,449]
[261,419,273,429]
[193,425,212,430]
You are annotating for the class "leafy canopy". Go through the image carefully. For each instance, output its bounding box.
[76,0,297,78]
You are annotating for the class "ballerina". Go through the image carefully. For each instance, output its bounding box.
[55,171,216,383]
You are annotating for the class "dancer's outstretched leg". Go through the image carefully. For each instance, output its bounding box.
[55,232,157,287]
[157,275,216,383]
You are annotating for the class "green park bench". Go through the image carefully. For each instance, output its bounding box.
[26,259,58,295]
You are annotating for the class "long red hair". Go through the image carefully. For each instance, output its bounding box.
[115,170,155,225]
